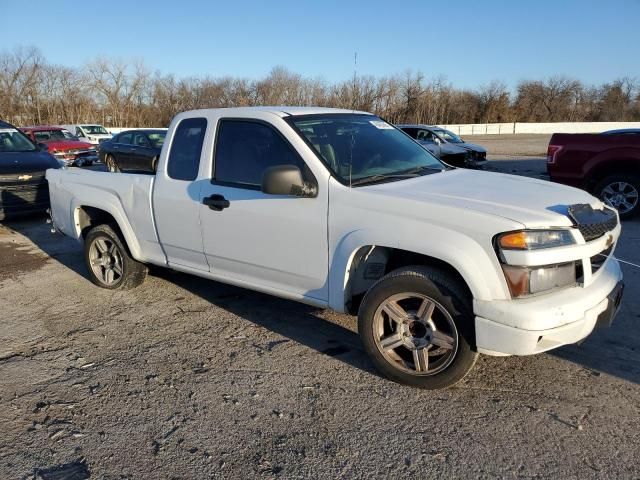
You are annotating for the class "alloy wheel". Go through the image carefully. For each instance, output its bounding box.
[373,292,458,376]
[88,236,124,286]
[601,181,638,215]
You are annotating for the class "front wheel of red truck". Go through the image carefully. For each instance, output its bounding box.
[594,174,640,219]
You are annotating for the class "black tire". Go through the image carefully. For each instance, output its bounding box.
[84,224,147,290]
[358,266,478,389]
[593,174,640,219]
[105,154,120,173]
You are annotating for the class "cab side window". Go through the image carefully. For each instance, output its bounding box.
[214,120,304,189]
[133,132,150,147]
[119,132,133,145]
[167,118,207,181]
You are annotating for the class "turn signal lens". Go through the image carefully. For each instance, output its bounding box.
[499,232,528,250]
[498,230,574,250]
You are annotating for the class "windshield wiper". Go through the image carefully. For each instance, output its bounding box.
[399,165,443,175]
[350,173,421,186]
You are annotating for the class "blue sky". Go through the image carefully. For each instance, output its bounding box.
[1,0,639,89]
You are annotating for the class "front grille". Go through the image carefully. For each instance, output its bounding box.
[578,215,617,241]
[591,245,613,274]
[568,204,618,242]
[0,181,49,218]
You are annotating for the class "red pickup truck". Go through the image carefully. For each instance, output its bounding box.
[547,129,640,218]
[20,126,98,167]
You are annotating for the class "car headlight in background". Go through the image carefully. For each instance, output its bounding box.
[496,229,577,297]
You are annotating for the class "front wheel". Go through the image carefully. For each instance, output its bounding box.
[358,266,478,389]
[105,154,120,173]
[594,174,640,219]
[84,224,147,290]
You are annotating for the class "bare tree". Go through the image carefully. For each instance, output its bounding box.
[1,45,639,128]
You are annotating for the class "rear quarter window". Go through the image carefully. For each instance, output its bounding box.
[167,118,207,181]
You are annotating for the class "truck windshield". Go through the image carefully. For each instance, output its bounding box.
[34,130,73,141]
[288,114,444,186]
[0,128,37,153]
[82,125,109,135]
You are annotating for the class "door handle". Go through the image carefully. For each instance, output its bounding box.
[203,194,230,211]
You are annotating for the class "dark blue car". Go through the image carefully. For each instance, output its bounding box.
[0,120,60,220]
[99,129,167,173]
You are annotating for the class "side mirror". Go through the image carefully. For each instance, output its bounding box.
[262,165,317,197]
[37,142,48,151]
[433,136,441,145]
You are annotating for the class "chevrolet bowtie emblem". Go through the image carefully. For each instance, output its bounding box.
[605,234,613,249]
[18,174,33,181]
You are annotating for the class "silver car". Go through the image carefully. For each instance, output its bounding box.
[398,124,487,169]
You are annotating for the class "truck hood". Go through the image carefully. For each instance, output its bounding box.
[363,169,603,228]
[0,151,60,182]
[44,140,94,151]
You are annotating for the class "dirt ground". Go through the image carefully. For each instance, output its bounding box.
[464,134,552,157]
[1,145,639,479]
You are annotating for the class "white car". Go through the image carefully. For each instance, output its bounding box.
[46,107,624,389]
[63,124,112,146]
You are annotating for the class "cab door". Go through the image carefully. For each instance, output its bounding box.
[198,117,329,301]
[152,117,209,270]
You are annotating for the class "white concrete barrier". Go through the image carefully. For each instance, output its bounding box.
[442,122,640,135]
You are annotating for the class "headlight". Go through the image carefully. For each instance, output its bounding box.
[496,230,577,297]
[498,230,575,250]
[502,262,576,298]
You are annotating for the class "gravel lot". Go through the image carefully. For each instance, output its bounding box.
[1,140,639,479]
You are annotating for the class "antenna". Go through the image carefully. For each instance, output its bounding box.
[349,51,357,188]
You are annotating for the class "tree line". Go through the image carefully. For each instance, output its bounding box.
[1,46,639,128]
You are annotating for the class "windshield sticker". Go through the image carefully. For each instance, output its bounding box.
[369,120,394,130]
[0,128,19,134]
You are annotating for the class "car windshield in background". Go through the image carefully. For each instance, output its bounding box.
[434,129,463,143]
[83,125,108,134]
[147,132,166,147]
[0,128,37,153]
[289,114,444,186]
[34,130,72,141]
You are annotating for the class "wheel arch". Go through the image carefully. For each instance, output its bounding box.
[73,204,142,260]
[584,156,640,191]
[330,228,503,314]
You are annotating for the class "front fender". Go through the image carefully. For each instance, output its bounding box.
[328,224,509,312]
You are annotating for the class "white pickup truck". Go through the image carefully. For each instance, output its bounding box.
[47,107,624,389]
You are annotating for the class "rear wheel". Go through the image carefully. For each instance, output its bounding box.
[105,154,120,173]
[594,174,640,219]
[358,266,478,389]
[84,224,147,290]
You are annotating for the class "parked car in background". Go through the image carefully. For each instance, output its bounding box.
[547,132,640,218]
[99,129,167,173]
[48,107,623,389]
[20,126,98,167]
[63,124,112,146]
[0,120,60,220]
[398,124,487,168]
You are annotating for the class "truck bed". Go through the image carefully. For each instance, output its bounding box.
[46,168,166,265]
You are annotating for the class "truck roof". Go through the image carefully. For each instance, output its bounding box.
[179,106,373,117]
[20,125,66,132]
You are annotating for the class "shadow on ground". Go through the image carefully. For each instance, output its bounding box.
[2,217,378,379]
[4,214,639,386]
